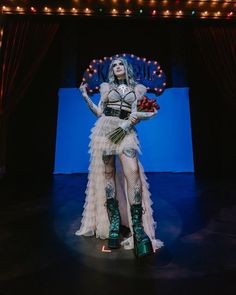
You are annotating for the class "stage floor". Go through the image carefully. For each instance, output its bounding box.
[0,173,236,295]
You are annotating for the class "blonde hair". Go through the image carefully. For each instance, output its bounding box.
[108,58,137,88]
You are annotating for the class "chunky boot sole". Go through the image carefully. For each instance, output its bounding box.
[134,239,153,258]
[108,237,120,249]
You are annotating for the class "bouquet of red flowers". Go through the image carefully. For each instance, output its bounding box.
[137,96,160,112]
[107,96,160,144]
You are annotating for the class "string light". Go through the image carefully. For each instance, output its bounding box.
[112,8,118,15]
[227,11,233,17]
[0,2,235,20]
[72,8,78,13]
[30,7,36,13]
[44,7,51,13]
[177,10,183,16]
[125,9,131,15]
[201,10,208,18]
[198,1,205,7]
[164,10,170,16]
[0,28,3,50]
[150,0,156,6]
[15,6,24,13]
[85,8,91,14]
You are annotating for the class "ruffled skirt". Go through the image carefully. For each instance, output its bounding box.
[75,114,163,250]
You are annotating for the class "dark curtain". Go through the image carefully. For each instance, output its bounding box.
[189,25,236,176]
[194,26,236,101]
[0,19,59,177]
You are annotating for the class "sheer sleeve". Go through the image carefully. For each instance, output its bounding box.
[99,82,110,101]
[134,84,147,101]
[97,82,110,116]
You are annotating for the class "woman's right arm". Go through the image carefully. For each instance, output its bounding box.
[79,82,109,117]
[79,83,100,116]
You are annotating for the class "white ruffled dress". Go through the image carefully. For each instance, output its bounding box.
[75,83,163,251]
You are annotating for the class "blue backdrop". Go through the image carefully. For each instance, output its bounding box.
[54,88,194,173]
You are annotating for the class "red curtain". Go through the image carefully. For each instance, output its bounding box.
[0,19,59,177]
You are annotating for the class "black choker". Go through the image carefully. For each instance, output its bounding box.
[117,79,127,85]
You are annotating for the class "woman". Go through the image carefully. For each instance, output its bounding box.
[76,57,163,257]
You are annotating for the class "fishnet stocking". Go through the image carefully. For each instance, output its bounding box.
[119,149,142,205]
[102,154,116,200]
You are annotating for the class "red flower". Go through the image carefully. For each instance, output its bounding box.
[137,96,160,112]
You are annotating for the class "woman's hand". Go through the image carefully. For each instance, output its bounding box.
[129,114,140,125]
[79,82,88,97]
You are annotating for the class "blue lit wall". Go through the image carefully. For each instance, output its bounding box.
[54,87,194,173]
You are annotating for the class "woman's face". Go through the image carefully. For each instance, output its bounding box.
[112,59,126,79]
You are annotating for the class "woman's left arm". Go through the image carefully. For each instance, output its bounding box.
[130,84,157,121]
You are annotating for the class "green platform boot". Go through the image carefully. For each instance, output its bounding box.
[106,198,121,249]
[131,204,153,258]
